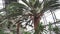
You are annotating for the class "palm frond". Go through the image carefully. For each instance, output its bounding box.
[21,0,30,7]
[42,0,60,13]
[44,0,59,9]
[50,4,60,7]
[6,2,27,17]
[29,0,36,7]
[34,0,41,8]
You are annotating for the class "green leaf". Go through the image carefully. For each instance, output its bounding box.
[21,0,29,6]
[24,32,31,34]
[53,26,60,34]
[34,0,41,8]
[44,0,59,9]
[29,0,36,7]
[50,4,60,7]
[6,2,27,17]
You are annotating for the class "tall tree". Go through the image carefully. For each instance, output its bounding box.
[6,0,60,34]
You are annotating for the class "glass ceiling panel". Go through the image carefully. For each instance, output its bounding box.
[0,0,4,9]
[44,11,54,24]
[54,9,60,20]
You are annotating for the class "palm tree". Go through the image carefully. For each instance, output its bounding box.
[6,0,60,34]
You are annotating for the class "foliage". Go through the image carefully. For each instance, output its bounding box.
[0,28,8,34]
[0,28,5,34]
[23,32,31,34]
[34,22,47,34]
[6,2,27,17]
[48,22,60,34]
[5,0,60,17]
[53,26,60,34]
[48,23,53,31]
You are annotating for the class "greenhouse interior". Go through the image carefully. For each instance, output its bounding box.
[0,0,60,34]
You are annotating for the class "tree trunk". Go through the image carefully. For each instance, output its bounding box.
[34,15,40,34]
[34,13,43,34]
[17,23,20,34]
[16,17,21,34]
[34,16,40,31]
